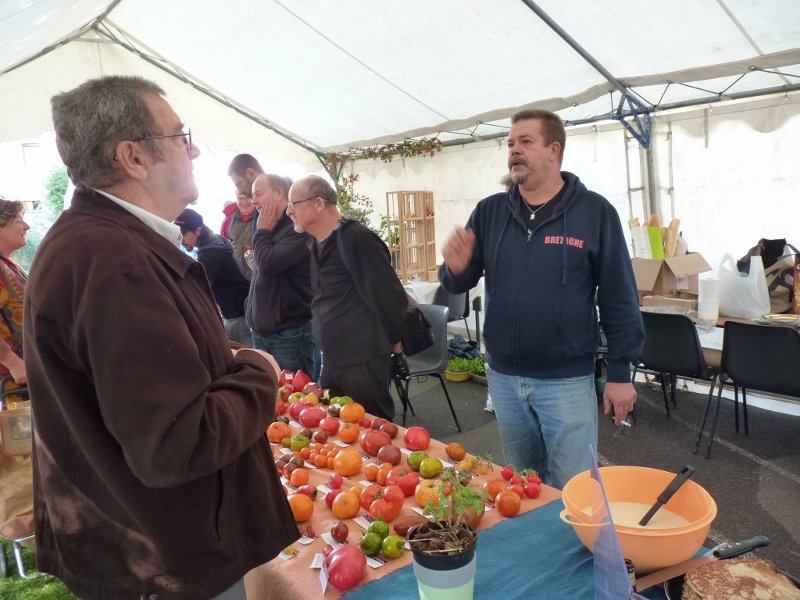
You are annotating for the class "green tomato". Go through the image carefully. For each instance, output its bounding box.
[334,395,354,406]
[419,457,443,479]
[359,532,382,557]
[368,519,389,541]
[381,535,405,559]
[407,450,429,472]
[290,434,310,451]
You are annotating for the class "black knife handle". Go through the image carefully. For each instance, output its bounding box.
[713,535,770,559]
[657,465,695,504]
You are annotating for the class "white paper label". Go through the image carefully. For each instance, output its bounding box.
[319,563,328,593]
[366,555,386,569]
[310,553,325,569]
[353,515,374,530]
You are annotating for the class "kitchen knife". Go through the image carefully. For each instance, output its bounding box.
[635,535,770,591]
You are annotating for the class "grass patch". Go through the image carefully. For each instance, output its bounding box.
[0,545,76,600]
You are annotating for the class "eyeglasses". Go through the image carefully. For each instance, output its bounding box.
[131,129,192,150]
[287,196,318,209]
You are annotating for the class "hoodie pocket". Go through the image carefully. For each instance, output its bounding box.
[485,296,595,366]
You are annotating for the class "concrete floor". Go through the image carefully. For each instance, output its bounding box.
[392,374,800,579]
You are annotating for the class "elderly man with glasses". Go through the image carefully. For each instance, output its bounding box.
[24,75,298,600]
[287,175,407,421]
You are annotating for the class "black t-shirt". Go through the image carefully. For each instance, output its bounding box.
[521,180,567,234]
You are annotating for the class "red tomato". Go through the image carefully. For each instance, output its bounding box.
[524,481,542,499]
[403,426,431,451]
[386,466,421,497]
[367,485,404,522]
[325,544,366,591]
[292,369,312,391]
[360,484,382,511]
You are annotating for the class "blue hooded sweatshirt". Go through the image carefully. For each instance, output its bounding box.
[440,172,644,383]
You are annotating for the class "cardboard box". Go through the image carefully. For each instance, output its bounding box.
[642,295,697,311]
[632,253,711,298]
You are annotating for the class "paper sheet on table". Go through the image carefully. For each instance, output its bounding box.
[589,445,646,600]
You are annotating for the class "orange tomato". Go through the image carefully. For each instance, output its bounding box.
[299,447,311,460]
[266,421,292,444]
[445,442,467,461]
[495,489,521,517]
[314,454,328,468]
[365,463,380,482]
[483,478,508,501]
[287,493,314,522]
[331,490,361,519]
[326,456,336,470]
[338,422,360,444]
[333,450,363,477]
[339,402,366,423]
[289,467,310,487]
[414,479,442,508]
[376,463,393,486]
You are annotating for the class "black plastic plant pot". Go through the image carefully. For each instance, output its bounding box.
[408,523,478,570]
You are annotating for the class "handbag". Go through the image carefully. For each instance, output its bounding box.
[717,254,771,319]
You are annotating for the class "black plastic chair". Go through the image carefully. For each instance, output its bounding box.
[632,311,719,418]
[695,321,800,457]
[432,285,471,341]
[397,304,461,432]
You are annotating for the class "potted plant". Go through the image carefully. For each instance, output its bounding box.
[445,357,472,382]
[407,467,490,600]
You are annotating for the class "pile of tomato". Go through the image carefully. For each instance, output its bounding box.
[266,375,543,592]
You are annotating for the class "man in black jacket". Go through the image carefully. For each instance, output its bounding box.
[175,208,251,346]
[287,175,407,420]
[247,174,318,377]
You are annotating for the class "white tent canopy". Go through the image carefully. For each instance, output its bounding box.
[2,1,799,269]
[2,0,800,152]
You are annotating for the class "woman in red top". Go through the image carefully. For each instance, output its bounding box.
[0,196,30,387]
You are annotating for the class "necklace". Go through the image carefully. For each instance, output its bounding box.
[522,199,548,222]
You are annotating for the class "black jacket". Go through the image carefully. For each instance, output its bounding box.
[245,213,313,335]
[310,220,407,368]
[196,232,249,319]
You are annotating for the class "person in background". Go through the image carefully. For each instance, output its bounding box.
[440,109,644,489]
[248,174,318,377]
[287,175,407,421]
[225,154,264,280]
[25,75,297,600]
[175,207,252,347]
[0,197,29,387]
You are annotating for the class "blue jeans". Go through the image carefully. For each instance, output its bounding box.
[488,370,597,490]
[223,315,252,347]
[251,321,319,380]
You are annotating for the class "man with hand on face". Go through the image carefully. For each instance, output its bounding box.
[440,109,644,490]
[248,173,318,379]
[25,75,297,600]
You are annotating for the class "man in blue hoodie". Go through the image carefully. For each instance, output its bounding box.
[440,109,644,489]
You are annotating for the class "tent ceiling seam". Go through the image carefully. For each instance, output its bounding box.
[273,0,449,122]
[94,19,322,155]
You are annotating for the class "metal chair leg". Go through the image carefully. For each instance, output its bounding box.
[12,534,41,580]
[734,385,740,433]
[742,388,749,435]
[658,372,671,417]
[694,377,717,454]
[434,374,461,432]
[670,374,678,407]
[705,384,725,458]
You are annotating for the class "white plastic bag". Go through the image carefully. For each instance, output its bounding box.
[717,254,771,319]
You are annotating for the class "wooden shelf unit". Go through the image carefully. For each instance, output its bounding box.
[385,191,437,283]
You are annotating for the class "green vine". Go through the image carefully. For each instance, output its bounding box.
[315,136,443,240]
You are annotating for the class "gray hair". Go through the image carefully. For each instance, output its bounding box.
[301,175,338,205]
[51,76,166,189]
[0,197,24,227]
